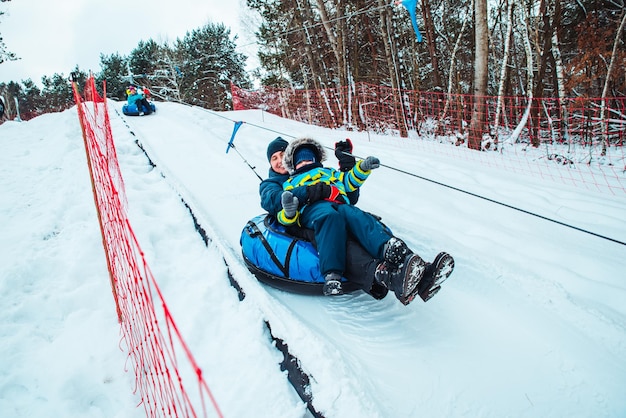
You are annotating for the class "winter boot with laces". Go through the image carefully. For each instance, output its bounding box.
[323,272,343,296]
[376,254,427,305]
[382,237,412,269]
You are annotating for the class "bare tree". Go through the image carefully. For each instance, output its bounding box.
[493,0,515,148]
[377,0,409,137]
[468,0,489,149]
[600,8,626,155]
[509,2,534,145]
[312,0,358,126]
[439,0,473,131]
[421,0,443,89]
[293,0,326,92]
[551,0,569,148]
[529,0,556,147]
[150,46,184,103]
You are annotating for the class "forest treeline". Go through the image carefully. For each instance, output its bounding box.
[1,0,624,137]
[0,21,250,121]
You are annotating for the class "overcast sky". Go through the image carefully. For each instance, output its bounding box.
[0,0,258,85]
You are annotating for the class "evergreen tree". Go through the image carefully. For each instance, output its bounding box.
[97,52,130,100]
[41,67,87,112]
[176,22,250,109]
[18,79,42,120]
[41,73,74,112]
[129,39,160,85]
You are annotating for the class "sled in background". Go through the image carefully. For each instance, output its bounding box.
[122,101,156,116]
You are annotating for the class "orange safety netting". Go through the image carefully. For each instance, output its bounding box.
[232,82,625,146]
[232,82,626,194]
[73,76,222,418]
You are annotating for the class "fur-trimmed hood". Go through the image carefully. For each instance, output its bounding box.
[283,137,327,174]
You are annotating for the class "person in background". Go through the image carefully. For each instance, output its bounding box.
[277,137,454,304]
[126,85,152,116]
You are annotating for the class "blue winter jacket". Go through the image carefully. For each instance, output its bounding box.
[127,90,144,106]
[259,168,289,216]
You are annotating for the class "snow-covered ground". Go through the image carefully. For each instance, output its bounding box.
[1,101,625,417]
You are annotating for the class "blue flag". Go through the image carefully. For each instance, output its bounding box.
[398,0,423,43]
[226,121,243,153]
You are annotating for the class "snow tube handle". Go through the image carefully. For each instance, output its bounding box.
[244,220,292,277]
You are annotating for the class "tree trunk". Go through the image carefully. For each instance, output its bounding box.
[377,0,408,137]
[600,10,626,155]
[468,0,489,150]
[312,0,348,116]
[551,0,570,149]
[509,3,534,144]
[530,0,554,147]
[421,0,442,89]
[312,0,343,81]
[294,0,322,92]
[440,0,473,133]
[494,0,514,147]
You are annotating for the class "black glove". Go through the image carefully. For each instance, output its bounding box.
[306,182,331,203]
[335,138,355,172]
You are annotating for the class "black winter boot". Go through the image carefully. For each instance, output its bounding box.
[323,272,343,296]
[368,279,389,300]
[382,237,412,269]
[378,254,427,305]
[374,261,391,286]
[414,252,455,302]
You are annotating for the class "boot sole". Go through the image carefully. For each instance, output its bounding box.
[398,255,426,305]
[418,252,454,302]
[323,280,344,296]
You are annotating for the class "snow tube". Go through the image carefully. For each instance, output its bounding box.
[240,214,361,295]
[122,102,156,116]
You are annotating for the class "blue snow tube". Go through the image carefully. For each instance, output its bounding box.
[122,102,156,116]
[240,214,361,295]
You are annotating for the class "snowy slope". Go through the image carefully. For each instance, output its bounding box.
[2,102,625,417]
[111,101,626,417]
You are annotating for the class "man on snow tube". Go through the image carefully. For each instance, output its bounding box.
[261,136,455,305]
[258,137,388,300]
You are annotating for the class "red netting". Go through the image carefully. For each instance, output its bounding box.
[231,82,626,194]
[73,76,222,418]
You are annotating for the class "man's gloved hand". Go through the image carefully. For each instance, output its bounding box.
[360,156,380,171]
[335,138,355,172]
[281,191,299,218]
[306,182,331,203]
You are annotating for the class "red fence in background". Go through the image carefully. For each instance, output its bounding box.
[73,77,222,418]
[231,82,625,148]
[232,82,626,194]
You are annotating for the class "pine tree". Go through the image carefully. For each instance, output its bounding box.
[41,72,77,112]
[129,40,160,84]
[175,22,250,109]
[96,53,130,100]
